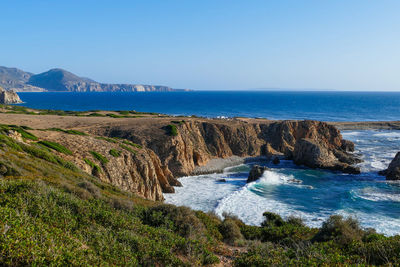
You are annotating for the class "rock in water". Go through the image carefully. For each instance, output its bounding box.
[0,86,22,104]
[379,152,400,180]
[247,165,269,183]
[272,157,280,165]
[293,138,361,174]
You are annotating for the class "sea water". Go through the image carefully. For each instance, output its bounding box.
[164,130,400,236]
[17,91,400,121]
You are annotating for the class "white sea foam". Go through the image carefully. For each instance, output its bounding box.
[214,182,313,226]
[164,173,240,212]
[166,130,400,236]
[373,132,400,138]
[341,131,362,137]
[352,188,400,203]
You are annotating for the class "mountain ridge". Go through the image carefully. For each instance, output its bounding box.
[0,66,190,92]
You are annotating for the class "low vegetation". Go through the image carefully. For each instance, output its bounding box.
[0,121,399,265]
[0,105,159,118]
[95,136,118,143]
[89,151,109,164]
[84,158,102,176]
[171,120,185,125]
[166,124,178,136]
[37,140,73,155]
[109,149,121,157]
[47,128,87,135]
[120,144,137,154]
[122,140,142,149]
[0,124,38,141]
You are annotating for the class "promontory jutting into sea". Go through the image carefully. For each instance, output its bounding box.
[2,1,400,265]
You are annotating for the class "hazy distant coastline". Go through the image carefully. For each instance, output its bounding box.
[0,66,191,92]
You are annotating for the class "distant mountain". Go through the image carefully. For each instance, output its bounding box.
[0,66,189,92]
[0,66,45,91]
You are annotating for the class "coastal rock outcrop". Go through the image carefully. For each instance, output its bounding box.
[0,86,22,104]
[379,152,400,180]
[97,119,361,178]
[27,118,361,201]
[272,157,280,165]
[247,165,269,183]
[293,138,360,174]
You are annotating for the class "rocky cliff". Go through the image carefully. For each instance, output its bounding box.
[0,86,22,104]
[379,152,400,180]
[4,116,360,201]
[94,119,361,179]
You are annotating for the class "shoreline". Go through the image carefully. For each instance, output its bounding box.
[192,156,268,175]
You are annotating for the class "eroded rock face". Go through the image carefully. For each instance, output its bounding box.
[100,120,360,178]
[293,138,360,174]
[247,165,269,183]
[379,152,400,180]
[51,119,361,200]
[0,86,22,104]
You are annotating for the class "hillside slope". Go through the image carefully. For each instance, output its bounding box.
[0,119,399,266]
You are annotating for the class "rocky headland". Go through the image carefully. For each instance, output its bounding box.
[0,86,22,104]
[0,66,189,92]
[379,152,400,180]
[0,112,362,201]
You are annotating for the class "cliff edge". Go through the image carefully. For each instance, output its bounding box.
[0,86,22,104]
[0,114,361,200]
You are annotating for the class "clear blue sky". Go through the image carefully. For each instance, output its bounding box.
[1,0,400,91]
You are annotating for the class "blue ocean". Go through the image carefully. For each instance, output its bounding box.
[17,91,400,235]
[17,91,400,121]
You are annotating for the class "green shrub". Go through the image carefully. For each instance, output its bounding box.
[286,216,305,227]
[119,144,137,154]
[106,113,124,118]
[89,151,108,164]
[195,211,223,242]
[95,136,117,143]
[0,162,20,176]
[142,204,206,239]
[122,140,142,149]
[0,134,22,151]
[109,149,121,157]
[313,215,363,246]
[240,224,263,240]
[84,158,102,176]
[261,212,286,227]
[14,128,38,141]
[20,143,78,171]
[77,181,102,198]
[48,128,87,135]
[166,124,178,136]
[219,218,243,245]
[37,141,73,155]
[171,120,185,125]
[88,112,104,117]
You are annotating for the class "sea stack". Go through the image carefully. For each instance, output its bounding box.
[247,165,269,183]
[379,152,400,180]
[0,86,22,104]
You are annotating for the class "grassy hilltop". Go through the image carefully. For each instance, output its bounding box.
[0,115,399,265]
